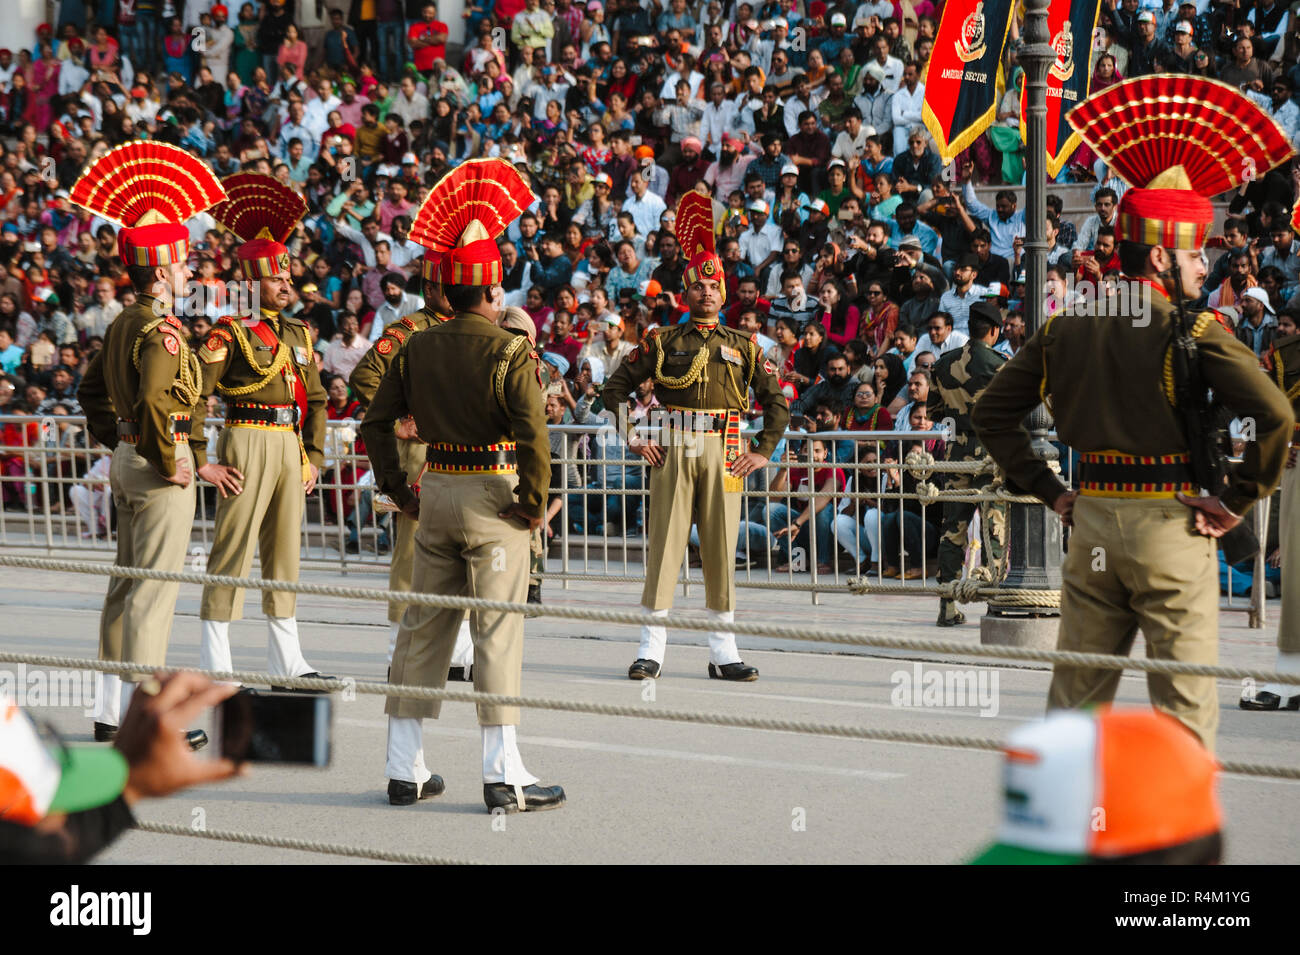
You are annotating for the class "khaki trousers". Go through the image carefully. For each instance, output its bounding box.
[1050,495,1220,751]
[1279,465,1300,654]
[642,434,740,613]
[387,471,530,725]
[200,426,304,621]
[99,443,195,673]
[386,436,428,623]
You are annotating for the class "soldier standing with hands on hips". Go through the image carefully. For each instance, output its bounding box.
[972,76,1294,751]
[72,142,231,747]
[196,174,332,686]
[362,159,565,812]
[350,192,475,682]
[604,192,790,682]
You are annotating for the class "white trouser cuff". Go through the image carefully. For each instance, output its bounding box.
[200,619,234,680]
[385,716,431,784]
[637,606,669,663]
[482,724,539,786]
[96,674,122,725]
[386,621,400,665]
[1259,650,1300,698]
[450,620,475,668]
[707,608,742,666]
[119,681,137,727]
[267,616,313,678]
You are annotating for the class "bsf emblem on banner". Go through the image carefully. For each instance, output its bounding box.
[955,1,987,62]
[1049,23,1074,82]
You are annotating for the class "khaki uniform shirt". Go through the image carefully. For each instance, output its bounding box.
[198,309,328,468]
[78,295,208,477]
[349,306,447,408]
[359,311,551,516]
[972,282,1294,515]
[603,320,791,457]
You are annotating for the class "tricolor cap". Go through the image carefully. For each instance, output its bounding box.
[593,172,613,187]
[969,708,1221,865]
[70,141,226,268]
[804,199,831,217]
[1068,76,1294,252]
[830,12,846,25]
[780,163,799,177]
[0,695,129,826]
[411,158,535,287]
[746,198,770,214]
[210,173,308,280]
[1137,10,1156,21]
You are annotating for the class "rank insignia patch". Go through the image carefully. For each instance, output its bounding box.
[377,339,393,355]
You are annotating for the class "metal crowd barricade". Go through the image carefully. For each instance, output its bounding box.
[0,414,1269,625]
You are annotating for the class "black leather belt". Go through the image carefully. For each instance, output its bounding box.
[228,403,299,426]
[426,443,518,473]
[659,410,727,431]
[117,415,192,437]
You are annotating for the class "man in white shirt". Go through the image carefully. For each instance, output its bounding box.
[368,286,424,343]
[323,312,373,378]
[738,199,782,272]
[832,107,874,164]
[530,68,571,121]
[276,100,319,161]
[387,215,425,273]
[76,277,123,339]
[202,6,235,83]
[868,34,905,95]
[699,82,738,156]
[855,0,895,24]
[1071,186,1120,255]
[890,61,925,156]
[622,171,667,236]
[576,314,636,378]
[303,77,342,140]
[389,76,430,131]
[783,73,824,137]
[335,215,395,269]
[914,311,969,359]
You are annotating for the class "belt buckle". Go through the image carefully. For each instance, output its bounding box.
[275,407,293,426]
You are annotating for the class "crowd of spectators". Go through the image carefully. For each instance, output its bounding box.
[0,0,1298,576]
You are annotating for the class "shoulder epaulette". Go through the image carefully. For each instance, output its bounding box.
[399,316,417,331]
[1192,310,1224,339]
[217,315,235,325]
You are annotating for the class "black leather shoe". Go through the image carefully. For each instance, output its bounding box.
[527,584,542,604]
[708,662,759,681]
[483,782,565,813]
[388,775,446,805]
[271,672,338,693]
[627,658,661,679]
[936,600,966,627]
[186,729,209,751]
[93,722,117,742]
[447,666,472,682]
[1239,690,1300,711]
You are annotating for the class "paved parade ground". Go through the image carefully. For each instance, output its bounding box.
[2,555,1297,865]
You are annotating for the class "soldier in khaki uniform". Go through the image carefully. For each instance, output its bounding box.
[361,158,564,812]
[604,193,789,682]
[972,76,1294,751]
[928,300,1008,627]
[351,250,475,680]
[68,142,231,744]
[195,175,330,682]
[1244,311,1300,709]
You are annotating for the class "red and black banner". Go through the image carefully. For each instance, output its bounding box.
[1021,0,1104,177]
[923,0,1017,163]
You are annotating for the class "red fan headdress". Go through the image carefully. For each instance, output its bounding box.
[1068,76,1294,251]
[410,158,535,287]
[70,141,226,267]
[676,191,725,305]
[209,173,308,280]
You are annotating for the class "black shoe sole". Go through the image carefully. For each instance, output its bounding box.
[388,778,446,805]
[708,665,759,682]
[627,669,660,680]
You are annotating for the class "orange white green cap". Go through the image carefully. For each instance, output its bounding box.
[969,707,1221,864]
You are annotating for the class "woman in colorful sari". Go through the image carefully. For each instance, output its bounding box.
[26,45,60,132]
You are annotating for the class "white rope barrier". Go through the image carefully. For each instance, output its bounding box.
[133,820,478,865]
[0,555,1291,684]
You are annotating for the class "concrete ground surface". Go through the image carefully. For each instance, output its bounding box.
[2,554,1297,865]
